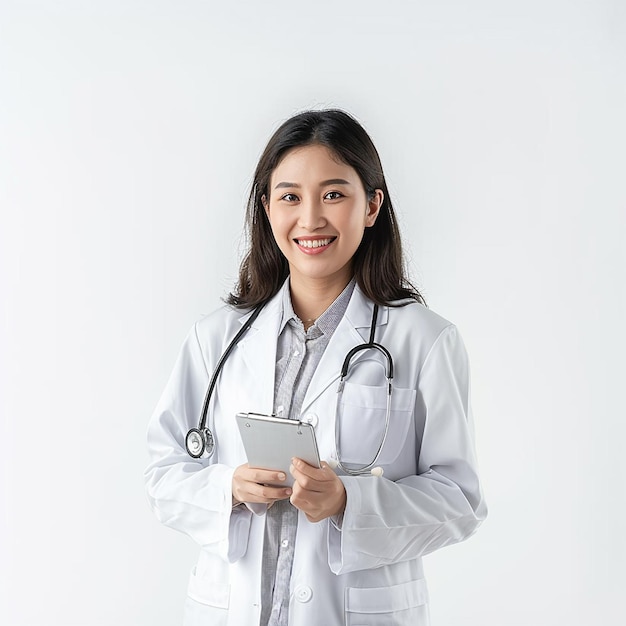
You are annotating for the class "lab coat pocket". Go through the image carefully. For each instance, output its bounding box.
[345,579,429,626]
[183,566,230,626]
[337,382,416,466]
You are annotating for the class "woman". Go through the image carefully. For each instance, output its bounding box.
[145,109,487,626]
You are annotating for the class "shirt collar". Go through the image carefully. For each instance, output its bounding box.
[277,277,356,337]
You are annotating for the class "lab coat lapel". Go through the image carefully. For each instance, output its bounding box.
[235,292,282,414]
[300,286,389,414]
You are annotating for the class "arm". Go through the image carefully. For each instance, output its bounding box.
[327,324,487,574]
[144,323,291,559]
[144,323,253,561]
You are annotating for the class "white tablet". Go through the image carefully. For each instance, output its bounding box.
[235,412,321,487]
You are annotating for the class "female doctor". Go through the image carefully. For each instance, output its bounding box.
[145,109,487,626]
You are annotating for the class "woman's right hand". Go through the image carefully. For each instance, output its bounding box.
[232,464,292,506]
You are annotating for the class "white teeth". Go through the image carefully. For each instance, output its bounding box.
[297,238,332,248]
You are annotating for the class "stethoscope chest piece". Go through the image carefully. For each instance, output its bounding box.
[185,427,215,459]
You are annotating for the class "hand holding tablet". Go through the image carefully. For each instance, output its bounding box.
[235,412,321,487]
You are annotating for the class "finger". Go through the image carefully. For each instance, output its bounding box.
[242,467,288,485]
[289,467,346,520]
[291,458,336,482]
[289,464,324,492]
[290,491,326,522]
[234,464,286,485]
[289,489,312,510]
[290,466,333,493]
[243,482,292,503]
[233,465,291,503]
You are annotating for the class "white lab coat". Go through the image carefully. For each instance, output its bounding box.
[145,284,487,626]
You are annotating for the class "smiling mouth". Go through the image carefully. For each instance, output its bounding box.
[294,237,336,249]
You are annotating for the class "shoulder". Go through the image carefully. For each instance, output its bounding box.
[387,299,456,341]
[194,303,252,345]
[195,302,250,329]
[183,304,254,372]
[385,300,469,364]
[384,302,470,384]
[192,293,282,359]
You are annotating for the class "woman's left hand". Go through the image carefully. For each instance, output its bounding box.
[289,458,346,523]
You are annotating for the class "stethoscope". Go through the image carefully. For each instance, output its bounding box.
[185,301,393,477]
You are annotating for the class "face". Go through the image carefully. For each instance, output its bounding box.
[262,144,383,291]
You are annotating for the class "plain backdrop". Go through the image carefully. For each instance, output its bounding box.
[1,1,625,625]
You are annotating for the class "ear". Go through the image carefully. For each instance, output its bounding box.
[365,189,384,227]
[261,194,269,217]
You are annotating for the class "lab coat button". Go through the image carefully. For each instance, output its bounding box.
[295,585,312,603]
[303,413,318,427]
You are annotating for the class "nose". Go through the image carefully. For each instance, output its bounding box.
[297,197,326,231]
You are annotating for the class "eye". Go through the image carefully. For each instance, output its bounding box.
[280,193,299,202]
[324,191,344,201]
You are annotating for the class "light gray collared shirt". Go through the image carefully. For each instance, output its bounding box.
[259,278,355,626]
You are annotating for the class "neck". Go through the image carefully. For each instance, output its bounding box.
[289,274,353,324]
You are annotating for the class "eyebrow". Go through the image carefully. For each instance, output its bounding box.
[273,178,352,190]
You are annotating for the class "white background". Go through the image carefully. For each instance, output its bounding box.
[1,1,624,624]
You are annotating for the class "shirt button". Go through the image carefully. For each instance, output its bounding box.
[302,413,318,427]
[294,585,312,603]
[281,539,289,548]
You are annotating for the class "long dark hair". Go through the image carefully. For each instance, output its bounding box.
[227,109,424,308]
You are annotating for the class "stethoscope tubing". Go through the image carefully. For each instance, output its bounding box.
[186,300,394,476]
[186,303,266,458]
[198,302,266,431]
[333,379,392,476]
[334,304,394,476]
